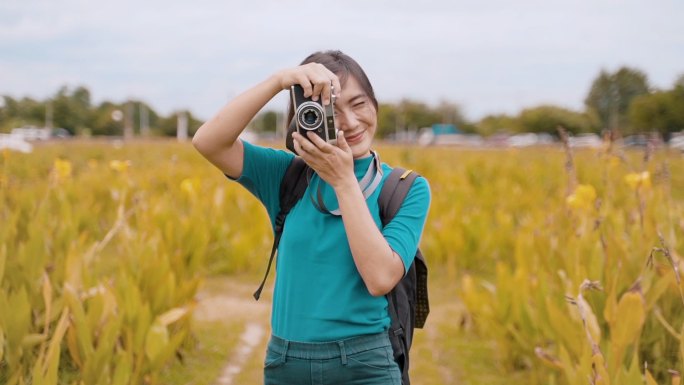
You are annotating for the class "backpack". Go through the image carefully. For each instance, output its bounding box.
[253,157,429,385]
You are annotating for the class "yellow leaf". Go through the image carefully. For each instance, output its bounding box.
[41,308,70,382]
[571,295,602,345]
[612,287,645,347]
[592,349,611,385]
[144,321,169,362]
[52,158,72,182]
[22,334,47,348]
[42,272,52,336]
[566,184,596,211]
[0,244,5,285]
[66,325,82,368]
[180,177,201,196]
[644,368,657,385]
[534,346,563,370]
[109,159,132,173]
[624,171,651,190]
[157,306,191,327]
[610,284,645,372]
[0,327,4,362]
[112,352,132,385]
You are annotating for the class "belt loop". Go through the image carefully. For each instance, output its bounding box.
[338,341,347,366]
[282,340,289,364]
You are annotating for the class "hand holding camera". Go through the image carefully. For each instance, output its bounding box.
[276,63,341,106]
[282,64,341,154]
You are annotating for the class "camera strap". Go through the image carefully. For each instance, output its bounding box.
[308,151,383,216]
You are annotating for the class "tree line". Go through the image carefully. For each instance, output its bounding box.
[0,86,203,137]
[1,67,683,139]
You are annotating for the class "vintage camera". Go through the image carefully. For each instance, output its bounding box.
[285,84,337,154]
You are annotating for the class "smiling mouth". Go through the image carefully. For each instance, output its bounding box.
[345,131,364,143]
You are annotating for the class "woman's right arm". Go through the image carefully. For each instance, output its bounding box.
[192,64,341,179]
[191,75,282,179]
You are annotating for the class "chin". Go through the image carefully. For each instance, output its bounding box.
[351,145,372,159]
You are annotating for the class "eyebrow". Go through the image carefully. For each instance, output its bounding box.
[348,94,367,104]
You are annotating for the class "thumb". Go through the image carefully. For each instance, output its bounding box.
[336,130,351,152]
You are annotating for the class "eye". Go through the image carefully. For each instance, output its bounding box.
[353,101,366,108]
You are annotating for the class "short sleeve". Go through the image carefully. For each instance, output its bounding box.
[382,176,431,273]
[228,140,295,224]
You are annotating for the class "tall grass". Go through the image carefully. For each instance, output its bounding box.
[1,139,683,384]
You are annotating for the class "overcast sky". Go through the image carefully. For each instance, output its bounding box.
[1,0,683,121]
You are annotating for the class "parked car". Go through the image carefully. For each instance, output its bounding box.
[10,126,71,140]
[507,133,555,147]
[669,136,684,152]
[0,133,33,153]
[568,133,602,148]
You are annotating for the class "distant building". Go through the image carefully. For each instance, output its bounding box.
[431,123,460,135]
[417,123,480,146]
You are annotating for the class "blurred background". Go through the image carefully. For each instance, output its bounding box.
[1,1,684,385]
[1,0,683,146]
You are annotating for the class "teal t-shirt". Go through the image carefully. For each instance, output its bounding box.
[234,140,431,342]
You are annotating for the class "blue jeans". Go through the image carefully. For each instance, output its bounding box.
[263,332,402,385]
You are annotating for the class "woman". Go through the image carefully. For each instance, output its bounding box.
[192,50,430,385]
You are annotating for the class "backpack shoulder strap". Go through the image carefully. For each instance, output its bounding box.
[278,157,309,221]
[378,167,420,226]
[380,166,430,329]
[253,156,309,300]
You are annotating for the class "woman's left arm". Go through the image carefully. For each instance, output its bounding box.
[334,175,406,296]
[292,131,409,297]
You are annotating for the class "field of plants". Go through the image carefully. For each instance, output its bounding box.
[1,138,683,385]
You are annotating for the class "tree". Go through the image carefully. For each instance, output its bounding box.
[0,96,46,131]
[156,110,203,137]
[585,67,650,134]
[476,114,517,136]
[398,99,442,131]
[629,81,684,138]
[376,103,399,138]
[90,102,124,136]
[51,85,92,135]
[516,105,598,135]
[675,74,684,90]
[250,110,281,134]
[434,100,467,128]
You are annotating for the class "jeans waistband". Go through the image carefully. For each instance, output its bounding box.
[268,332,391,361]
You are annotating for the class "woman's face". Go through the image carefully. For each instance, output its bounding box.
[333,75,377,159]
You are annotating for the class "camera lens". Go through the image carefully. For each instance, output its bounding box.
[303,110,318,126]
[296,102,323,130]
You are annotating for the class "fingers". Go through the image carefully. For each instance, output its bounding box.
[306,131,335,153]
[336,130,350,153]
[293,63,340,105]
[311,81,325,102]
[293,73,313,99]
[293,132,336,159]
[292,132,314,156]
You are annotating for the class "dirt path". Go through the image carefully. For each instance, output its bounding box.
[192,275,462,385]
[193,278,272,385]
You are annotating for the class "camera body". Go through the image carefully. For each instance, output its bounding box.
[286,84,337,154]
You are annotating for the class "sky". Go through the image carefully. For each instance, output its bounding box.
[1,0,683,121]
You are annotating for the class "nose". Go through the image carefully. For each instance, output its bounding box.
[335,107,360,132]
